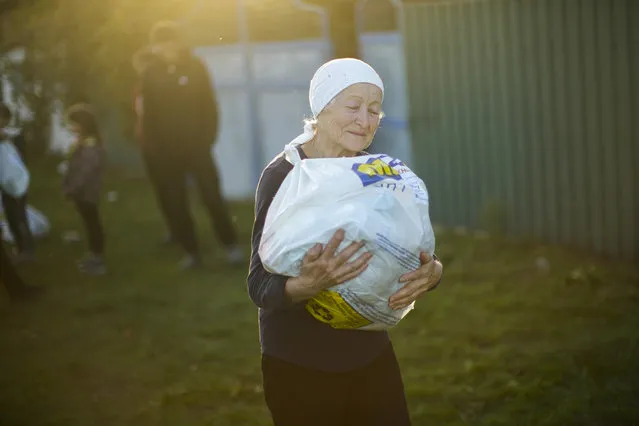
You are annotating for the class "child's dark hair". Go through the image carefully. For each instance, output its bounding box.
[0,103,12,122]
[66,103,102,144]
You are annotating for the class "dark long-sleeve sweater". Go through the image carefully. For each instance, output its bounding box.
[62,139,105,204]
[140,52,218,153]
[247,147,391,373]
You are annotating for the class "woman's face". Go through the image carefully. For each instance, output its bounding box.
[316,83,383,155]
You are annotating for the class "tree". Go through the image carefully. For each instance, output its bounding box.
[328,0,360,59]
[1,0,364,155]
[0,0,199,154]
[308,0,360,59]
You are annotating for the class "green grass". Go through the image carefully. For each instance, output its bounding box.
[1,156,639,426]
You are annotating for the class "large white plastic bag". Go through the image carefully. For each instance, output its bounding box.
[259,152,435,331]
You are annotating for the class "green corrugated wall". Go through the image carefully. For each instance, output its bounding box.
[402,0,639,260]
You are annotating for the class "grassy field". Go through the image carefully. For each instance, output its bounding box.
[1,156,639,426]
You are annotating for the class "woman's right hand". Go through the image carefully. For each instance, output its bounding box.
[284,229,372,304]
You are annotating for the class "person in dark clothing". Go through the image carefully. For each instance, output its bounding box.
[0,104,35,262]
[62,104,107,276]
[248,59,443,426]
[141,21,242,269]
[0,128,41,301]
[132,46,177,245]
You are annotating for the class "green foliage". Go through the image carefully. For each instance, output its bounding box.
[1,0,200,148]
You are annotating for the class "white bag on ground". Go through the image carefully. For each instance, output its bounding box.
[259,150,435,331]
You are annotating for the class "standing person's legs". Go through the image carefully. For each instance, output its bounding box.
[1,191,23,251]
[1,244,26,297]
[75,200,104,255]
[159,153,201,268]
[188,150,241,262]
[345,343,412,426]
[3,134,35,257]
[73,199,106,275]
[141,148,177,243]
[0,243,41,301]
[15,195,35,254]
[261,354,349,426]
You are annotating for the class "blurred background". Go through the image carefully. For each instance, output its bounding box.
[2,0,637,259]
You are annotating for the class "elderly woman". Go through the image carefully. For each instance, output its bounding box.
[248,58,443,426]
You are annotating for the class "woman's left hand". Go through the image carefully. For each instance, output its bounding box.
[389,252,443,310]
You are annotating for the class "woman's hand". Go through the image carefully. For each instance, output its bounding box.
[388,252,443,310]
[285,229,372,304]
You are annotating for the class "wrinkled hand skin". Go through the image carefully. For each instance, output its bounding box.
[388,252,443,310]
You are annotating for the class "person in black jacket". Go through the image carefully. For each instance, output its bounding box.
[0,125,41,302]
[0,104,35,262]
[141,21,242,269]
[132,46,177,246]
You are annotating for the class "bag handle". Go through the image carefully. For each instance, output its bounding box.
[284,122,315,165]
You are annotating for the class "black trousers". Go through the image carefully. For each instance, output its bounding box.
[262,344,412,426]
[154,146,238,256]
[1,242,27,299]
[1,190,34,253]
[74,199,104,255]
[141,148,177,239]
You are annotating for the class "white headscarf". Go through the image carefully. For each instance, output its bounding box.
[285,58,385,163]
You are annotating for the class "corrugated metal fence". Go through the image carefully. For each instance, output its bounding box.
[402,0,638,260]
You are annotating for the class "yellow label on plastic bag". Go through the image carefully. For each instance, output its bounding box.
[305,290,373,329]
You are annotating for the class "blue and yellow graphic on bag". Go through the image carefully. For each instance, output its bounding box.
[352,157,402,186]
[306,291,373,329]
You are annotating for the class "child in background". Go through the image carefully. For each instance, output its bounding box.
[62,104,107,275]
